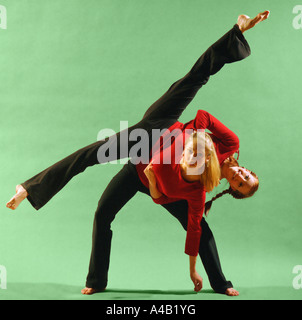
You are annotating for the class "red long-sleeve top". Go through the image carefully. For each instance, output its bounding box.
[135,110,239,256]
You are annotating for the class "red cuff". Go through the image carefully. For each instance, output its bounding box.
[184,231,201,256]
[152,194,173,205]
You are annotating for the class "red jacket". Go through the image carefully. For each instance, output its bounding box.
[135,110,239,256]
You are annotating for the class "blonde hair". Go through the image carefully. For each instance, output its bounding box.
[186,131,221,192]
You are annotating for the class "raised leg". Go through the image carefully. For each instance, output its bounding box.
[6,16,255,212]
[13,120,148,210]
[142,24,251,122]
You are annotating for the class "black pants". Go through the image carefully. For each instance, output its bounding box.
[87,161,232,293]
[22,25,250,293]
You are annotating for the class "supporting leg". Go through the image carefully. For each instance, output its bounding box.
[84,163,141,291]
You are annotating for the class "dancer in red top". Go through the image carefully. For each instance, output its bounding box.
[136,109,242,257]
[6,11,269,295]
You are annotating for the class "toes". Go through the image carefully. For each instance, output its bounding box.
[81,288,89,295]
[81,287,97,295]
[258,10,270,21]
[262,10,270,16]
[225,288,239,296]
[263,11,270,20]
[6,199,15,209]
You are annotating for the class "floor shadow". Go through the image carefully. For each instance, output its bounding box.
[95,288,216,300]
[104,288,208,295]
[3,283,300,300]
[2,282,216,300]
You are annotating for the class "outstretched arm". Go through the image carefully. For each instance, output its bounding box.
[145,163,204,292]
[190,255,203,292]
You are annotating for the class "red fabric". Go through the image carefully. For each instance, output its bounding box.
[135,110,239,256]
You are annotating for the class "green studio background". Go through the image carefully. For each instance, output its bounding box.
[1,0,301,300]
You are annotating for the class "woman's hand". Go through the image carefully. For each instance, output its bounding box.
[144,162,157,186]
[190,270,203,292]
[144,162,163,199]
[189,255,202,292]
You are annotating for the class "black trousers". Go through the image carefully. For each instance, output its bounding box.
[87,161,233,293]
[22,25,250,293]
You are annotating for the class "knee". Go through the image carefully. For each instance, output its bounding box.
[93,204,115,231]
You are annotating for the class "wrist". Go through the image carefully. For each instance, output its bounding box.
[190,267,197,275]
[189,255,197,274]
[149,181,156,187]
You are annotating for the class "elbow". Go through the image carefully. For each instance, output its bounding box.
[152,195,165,204]
[234,135,240,150]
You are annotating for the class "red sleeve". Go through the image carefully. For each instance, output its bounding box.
[193,110,239,153]
[184,192,206,256]
[152,194,174,205]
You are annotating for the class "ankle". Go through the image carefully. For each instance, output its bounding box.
[17,185,28,198]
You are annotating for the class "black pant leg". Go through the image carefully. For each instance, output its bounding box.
[198,218,233,293]
[21,118,151,210]
[85,163,141,289]
[161,200,233,294]
[21,25,250,211]
[142,24,250,121]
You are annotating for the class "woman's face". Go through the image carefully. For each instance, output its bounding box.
[228,167,257,195]
[182,140,207,175]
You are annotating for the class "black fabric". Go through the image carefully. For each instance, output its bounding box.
[86,161,233,293]
[22,24,250,211]
[21,24,250,293]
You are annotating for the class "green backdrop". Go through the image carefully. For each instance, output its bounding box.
[1,0,301,300]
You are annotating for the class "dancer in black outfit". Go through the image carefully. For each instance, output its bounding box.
[6,12,270,296]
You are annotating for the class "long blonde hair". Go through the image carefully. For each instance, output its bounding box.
[186,131,220,192]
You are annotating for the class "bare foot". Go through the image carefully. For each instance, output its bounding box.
[81,287,106,295]
[6,185,28,210]
[237,10,270,33]
[225,288,239,296]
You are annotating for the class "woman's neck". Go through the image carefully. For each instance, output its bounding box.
[220,161,228,180]
[220,156,236,182]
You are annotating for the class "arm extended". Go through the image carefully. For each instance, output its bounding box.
[190,255,203,292]
[144,163,203,291]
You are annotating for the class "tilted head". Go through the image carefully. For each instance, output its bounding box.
[222,156,259,198]
[204,156,259,216]
[182,131,221,192]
